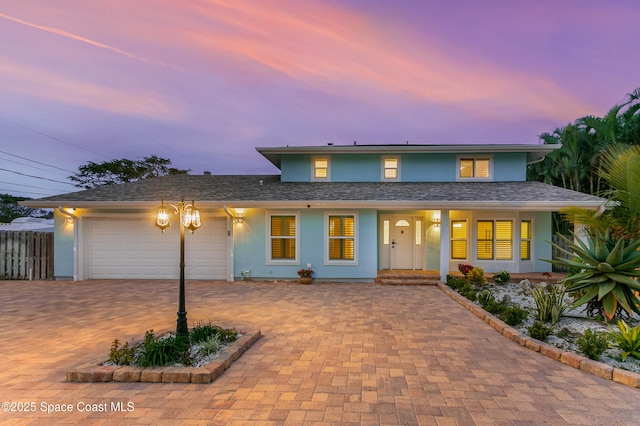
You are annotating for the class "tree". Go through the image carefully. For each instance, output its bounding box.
[69,155,190,189]
[0,194,52,223]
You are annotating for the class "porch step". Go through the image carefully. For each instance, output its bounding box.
[376,271,441,286]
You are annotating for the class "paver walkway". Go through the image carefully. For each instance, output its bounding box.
[1,280,640,425]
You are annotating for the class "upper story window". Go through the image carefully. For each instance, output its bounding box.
[312,156,330,181]
[268,212,299,264]
[457,156,492,180]
[382,156,400,181]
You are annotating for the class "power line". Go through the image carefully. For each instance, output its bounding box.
[0,167,76,185]
[0,188,60,197]
[0,117,110,158]
[0,150,76,174]
[0,154,71,177]
[0,179,71,191]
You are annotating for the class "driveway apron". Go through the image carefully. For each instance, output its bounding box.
[1,280,639,425]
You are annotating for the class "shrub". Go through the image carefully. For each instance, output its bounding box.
[577,329,610,360]
[501,305,528,326]
[531,284,566,325]
[199,333,223,357]
[478,291,504,315]
[609,319,640,361]
[459,283,477,301]
[109,339,136,365]
[446,275,468,291]
[190,321,238,344]
[468,267,486,286]
[137,330,188,367]
[528,321,553,341]
[492,270,511,285]
[458,263,473,277]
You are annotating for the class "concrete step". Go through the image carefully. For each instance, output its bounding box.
[378,277,440,286]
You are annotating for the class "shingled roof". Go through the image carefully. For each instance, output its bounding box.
[23,174,606,211]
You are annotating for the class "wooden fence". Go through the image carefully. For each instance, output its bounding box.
[551,234,570,273]
[0,231,54,280]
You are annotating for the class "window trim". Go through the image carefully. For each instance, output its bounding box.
[521,220,532,261]
[456,154,493,181]
[476,219,513,261]
[381,156,400,181]
[450,220,468,260]
[266,211,299,265]
[311,156,330,181]
[325,211,358,265]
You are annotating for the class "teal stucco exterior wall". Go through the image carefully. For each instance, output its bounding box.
[233,208,378,281]
[280,152,528,182]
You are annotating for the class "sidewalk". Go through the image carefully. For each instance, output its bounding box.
[1,280,639,424]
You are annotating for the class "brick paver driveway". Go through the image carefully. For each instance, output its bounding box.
[1,280,640,425]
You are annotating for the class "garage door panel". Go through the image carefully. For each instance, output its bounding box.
[85,217,227,279]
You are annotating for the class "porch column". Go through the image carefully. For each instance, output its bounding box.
[439,209,450,282]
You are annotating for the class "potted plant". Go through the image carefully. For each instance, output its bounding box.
[297,268,314,284]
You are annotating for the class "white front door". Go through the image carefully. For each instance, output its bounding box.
[380,215,424,270]
[391,218,413,269]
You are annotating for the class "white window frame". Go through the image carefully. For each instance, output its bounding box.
[311,156,330,181]
[476,219,513,261]
[456,154,493,181]
[381,156,401,181]
[451,220,468,260]
[266,211,299,265]
[521,220,532,261]
[325,211,358,265]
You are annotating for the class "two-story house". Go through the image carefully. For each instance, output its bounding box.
[24,144,605,282]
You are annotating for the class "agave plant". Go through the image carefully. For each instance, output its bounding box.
[548,229,640,321]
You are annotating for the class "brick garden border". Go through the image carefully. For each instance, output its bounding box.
[437,283,640,389]
[67,330,261,384]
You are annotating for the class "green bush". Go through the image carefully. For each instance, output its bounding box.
[468,267,486,286]
[531,284,566,325]
[136,330,188,367]
[109,339,136,365]
[459,283,477,301]
[577,329,610,360]
[528,321,553,341]
[492,270,511,285]
[609,319,640,361]
[478,292,505,315]
[501,305,528,326]
[446,275,468,291]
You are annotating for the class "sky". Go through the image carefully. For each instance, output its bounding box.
[1,0,639,199]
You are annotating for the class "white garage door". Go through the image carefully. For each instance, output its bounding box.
[84,216,228,279]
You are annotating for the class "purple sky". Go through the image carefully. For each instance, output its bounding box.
[1,0,639,198]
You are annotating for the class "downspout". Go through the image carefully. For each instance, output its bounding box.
[58,206,79,281]
[223,206,235,282]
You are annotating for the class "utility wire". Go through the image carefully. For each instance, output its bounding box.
[0,117,110,158]
[0,149,75,174]
[0,167,76,185]
[0,154,72,177]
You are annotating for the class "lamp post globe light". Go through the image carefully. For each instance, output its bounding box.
[155,199,202,339]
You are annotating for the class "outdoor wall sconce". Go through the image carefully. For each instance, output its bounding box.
[154,199,202,339]
[433,217,441,227]
[234,212,244,224]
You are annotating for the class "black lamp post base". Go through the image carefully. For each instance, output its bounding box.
[176,311,188,339]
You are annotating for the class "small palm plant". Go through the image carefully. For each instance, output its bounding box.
[547,228,640,322]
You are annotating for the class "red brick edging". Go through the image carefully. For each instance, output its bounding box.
[67,330,261,384]
[437,283,640,389]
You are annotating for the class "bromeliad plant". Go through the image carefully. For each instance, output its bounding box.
[548,228,640,322]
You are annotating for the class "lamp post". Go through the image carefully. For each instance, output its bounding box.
[155,199,201,339]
